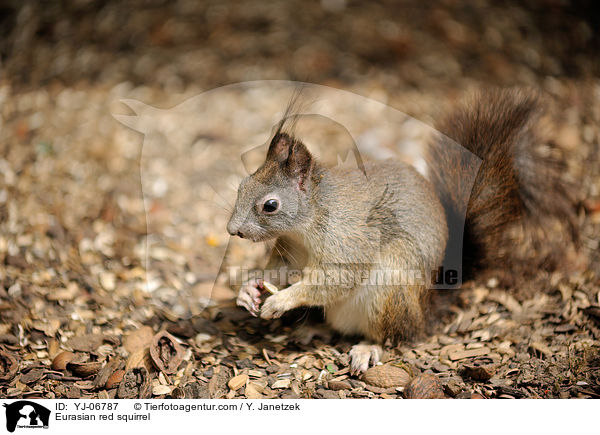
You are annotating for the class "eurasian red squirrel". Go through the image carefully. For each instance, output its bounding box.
[227,89,578,374]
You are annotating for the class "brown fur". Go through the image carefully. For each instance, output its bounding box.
[427,89,578,276]
[376,282,428,344]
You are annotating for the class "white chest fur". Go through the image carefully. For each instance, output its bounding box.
[324,284,373,336]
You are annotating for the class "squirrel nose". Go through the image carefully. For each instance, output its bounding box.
[227,222,244,238]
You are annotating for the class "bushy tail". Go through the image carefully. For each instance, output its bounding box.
[427,89,579,276]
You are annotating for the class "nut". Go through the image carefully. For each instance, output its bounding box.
[263,281,279,294]
[51,351,75,371]
[0,351,19,381]
[361,364,411,388]
[404,373,445,399]
[149,331,183,374]
[67,361,103,378]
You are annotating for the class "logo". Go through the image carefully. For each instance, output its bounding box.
[3,401,50,433]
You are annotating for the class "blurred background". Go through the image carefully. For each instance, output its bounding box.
[0,0,599,399]
[1,0,599,89]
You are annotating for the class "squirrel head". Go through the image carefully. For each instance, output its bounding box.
[227,132,316,242]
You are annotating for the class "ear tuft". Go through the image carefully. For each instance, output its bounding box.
[285,139,313,191]
[266,132,293,162]
[266,133,313,190]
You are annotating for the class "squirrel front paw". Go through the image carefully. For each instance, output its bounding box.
[236,278,264,317]
[260,289,297,319]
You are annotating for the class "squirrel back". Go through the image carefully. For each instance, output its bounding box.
[426,89,578,277]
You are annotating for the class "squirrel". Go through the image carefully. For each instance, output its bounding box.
[226,89,578,375]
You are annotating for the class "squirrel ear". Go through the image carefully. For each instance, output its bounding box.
[284,140,313,191]
[266,132,293,162]
[266,133,313,190]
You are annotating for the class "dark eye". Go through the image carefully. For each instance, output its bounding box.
[262,199,279,214]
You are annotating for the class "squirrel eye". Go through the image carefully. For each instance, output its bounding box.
[262,199,279,214]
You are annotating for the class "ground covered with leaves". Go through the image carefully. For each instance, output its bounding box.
[0,0,599,399]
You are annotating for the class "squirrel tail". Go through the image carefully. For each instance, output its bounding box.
[426,89,579,277]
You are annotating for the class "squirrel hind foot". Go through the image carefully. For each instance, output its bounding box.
[349,343,383,376]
